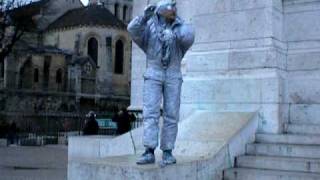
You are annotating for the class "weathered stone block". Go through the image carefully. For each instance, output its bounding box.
[181,71,282,104]
[285,10,320,41]
[228,48,286,70]
[285,71,320,104]
[187,51,229,72]
[194,9,274,43]
[231,0,282,11]
[287,51,320,71]
[289,104,320,124]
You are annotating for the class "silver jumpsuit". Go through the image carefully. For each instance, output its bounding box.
[127,12,195,151]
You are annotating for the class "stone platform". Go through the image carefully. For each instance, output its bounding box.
[68,111,259,180]
[69,155,202,180]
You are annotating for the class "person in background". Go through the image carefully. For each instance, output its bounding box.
[82,111,99,135]
[0,120,9,139]
[112,108,136,135]
[7,122,17,145]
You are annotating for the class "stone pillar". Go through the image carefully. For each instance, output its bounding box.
[103,36,113,94]
[130,0,286,133]
[95,35,113,95]
[282,0,320,126]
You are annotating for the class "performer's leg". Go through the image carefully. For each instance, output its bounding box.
[160,78,183,151]
[142,78,163,149]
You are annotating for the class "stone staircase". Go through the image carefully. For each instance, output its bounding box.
[223,122,320,180]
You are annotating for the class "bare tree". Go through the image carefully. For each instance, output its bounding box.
[0,0,36,62]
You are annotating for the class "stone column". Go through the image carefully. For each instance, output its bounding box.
[180,0,286,133]
[282,0,320,126]
[104,36,113,94]
[130,0,288,133]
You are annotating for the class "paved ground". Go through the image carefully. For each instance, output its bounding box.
[0,145,67,180]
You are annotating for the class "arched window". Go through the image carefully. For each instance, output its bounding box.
[114,40,124,74]
[0,62,4,78]
[56,68,63,84]
[87,37,98,65]
[123,5,127,21]
[114,3,119,18]
[34,68,39,83]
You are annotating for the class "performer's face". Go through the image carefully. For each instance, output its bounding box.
[160,4,177,20]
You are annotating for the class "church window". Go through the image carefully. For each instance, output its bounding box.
[123,5,127,21]
[34,68,39,83]
[114,3,119,18]
[87,37,98,65]
[114,39,124,74]
[106,37,112,47]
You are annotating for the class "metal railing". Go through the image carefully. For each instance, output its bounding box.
[1,109,144,146]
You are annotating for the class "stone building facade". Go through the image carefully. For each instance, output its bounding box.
[0,0,133,131]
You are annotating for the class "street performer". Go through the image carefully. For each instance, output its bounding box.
[127,0,195,166]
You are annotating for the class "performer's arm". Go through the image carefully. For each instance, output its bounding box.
[176,24,195,56]
[127,5,155,52]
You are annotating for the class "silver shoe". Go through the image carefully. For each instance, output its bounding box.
[136,150,155,165]
[159,150,176,167]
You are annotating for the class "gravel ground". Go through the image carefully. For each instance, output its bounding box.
[0,145,67,180]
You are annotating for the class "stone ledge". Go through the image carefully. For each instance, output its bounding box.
[68,111,259,180]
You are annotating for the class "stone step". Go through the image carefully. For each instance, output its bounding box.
[246,143,320,158]
[223,168,320,180]
[285,123,320,135]
[236,155,320,173]
[255,133,320,145]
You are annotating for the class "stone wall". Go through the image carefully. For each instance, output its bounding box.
[4,52,67,91]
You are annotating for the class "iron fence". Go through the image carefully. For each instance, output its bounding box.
[0,110,144,145]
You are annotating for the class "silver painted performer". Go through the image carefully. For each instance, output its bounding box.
[127,0,195,165]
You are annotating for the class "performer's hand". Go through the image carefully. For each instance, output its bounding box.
[144,4,156,20]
